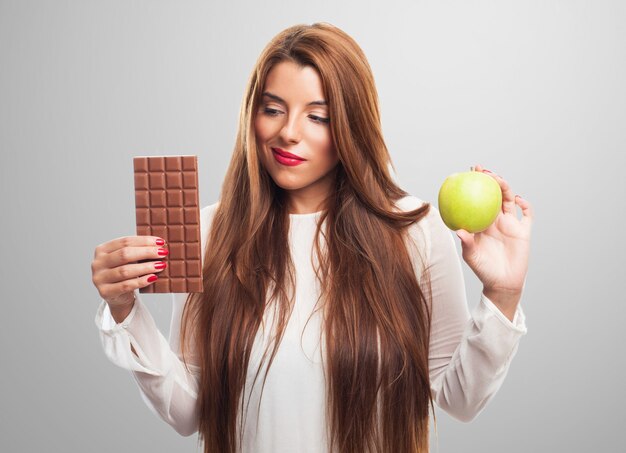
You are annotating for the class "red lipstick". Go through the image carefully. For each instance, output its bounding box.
[272,148,306,166]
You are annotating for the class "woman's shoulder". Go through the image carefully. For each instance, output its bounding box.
[394,194,447,269]
[394,194,439,223]
[200,200,220,220]
[200,201,221,228]
[394,194,428,212]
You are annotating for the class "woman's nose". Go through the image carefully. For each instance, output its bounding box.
[279,116,301,143]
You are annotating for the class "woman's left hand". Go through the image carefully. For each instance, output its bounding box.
[455,165,534,297]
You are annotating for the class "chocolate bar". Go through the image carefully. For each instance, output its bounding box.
[133,156,203,293]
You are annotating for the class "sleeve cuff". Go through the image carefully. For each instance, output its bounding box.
[96,293,140,334]
[479,292,528,335]
[94,292,167,375]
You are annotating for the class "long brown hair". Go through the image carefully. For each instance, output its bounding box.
[180,22,436,453]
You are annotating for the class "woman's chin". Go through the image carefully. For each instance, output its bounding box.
[273,180,305,192]
[269,173,307,191]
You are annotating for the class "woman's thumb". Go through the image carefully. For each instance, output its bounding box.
[456,229,475,249]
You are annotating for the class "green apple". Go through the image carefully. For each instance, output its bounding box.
[437,170,502,233]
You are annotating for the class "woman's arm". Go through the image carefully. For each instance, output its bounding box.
[94,291,201,436]
[94,203,219,436]
[405,197,527,422]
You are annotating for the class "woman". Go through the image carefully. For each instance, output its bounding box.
[91,23,533,453]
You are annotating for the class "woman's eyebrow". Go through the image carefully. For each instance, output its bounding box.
[262,91,327,106]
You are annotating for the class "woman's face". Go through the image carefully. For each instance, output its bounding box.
[254,60,339,214]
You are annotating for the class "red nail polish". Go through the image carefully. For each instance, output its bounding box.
[154,261,167,270]
[147,275,158,282]
[158,248,169,256]
[156,238,165,246]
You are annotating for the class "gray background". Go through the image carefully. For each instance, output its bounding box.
[1,0,624,452]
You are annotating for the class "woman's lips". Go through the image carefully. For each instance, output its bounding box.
[272,148,305,160]
[272,148,306,166]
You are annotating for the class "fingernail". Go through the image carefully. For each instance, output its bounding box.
[147,275,158,283]
[158,248,169,256]
[156,238,165,246]
[154,261,167,270]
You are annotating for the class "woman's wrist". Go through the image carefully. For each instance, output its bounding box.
[482,287,522,322]
[108,293,136,324]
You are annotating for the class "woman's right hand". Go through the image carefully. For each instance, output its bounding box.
[91,236,169,310]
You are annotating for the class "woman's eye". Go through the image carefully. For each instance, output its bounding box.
[262,107,329,124]
[263,108,281,116]
[309,115,330,124]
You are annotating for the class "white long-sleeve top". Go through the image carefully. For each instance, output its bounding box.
[94,195,527,452]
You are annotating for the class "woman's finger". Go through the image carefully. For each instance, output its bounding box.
[480,169,516,216]
[99,260,167,286]
[104,245,169,269]
[95,235,165,257]
[516,195,534,229]
[495,174,516,216]
[98,273,159,301]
